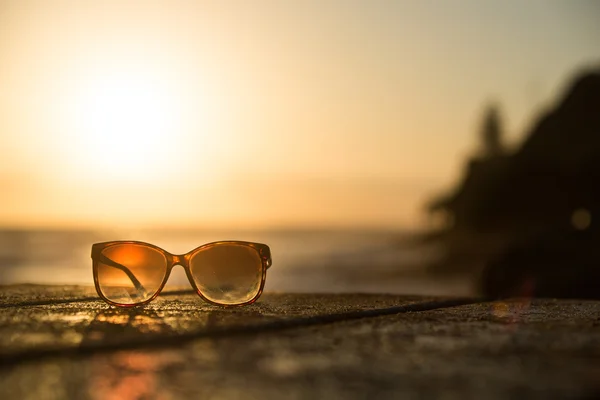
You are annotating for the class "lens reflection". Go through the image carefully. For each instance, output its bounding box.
[96,243,168,305]
[189,243,263,305]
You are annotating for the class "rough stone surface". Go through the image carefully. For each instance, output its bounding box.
[1,285,599,399]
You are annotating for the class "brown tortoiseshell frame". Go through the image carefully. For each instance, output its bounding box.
[91,240,272,308]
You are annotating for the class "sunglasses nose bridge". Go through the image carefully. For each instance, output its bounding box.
[171,254,187,267]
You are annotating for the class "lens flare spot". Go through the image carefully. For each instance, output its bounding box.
[571,208,592,230]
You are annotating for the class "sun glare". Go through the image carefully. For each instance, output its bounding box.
[69,71,182,182]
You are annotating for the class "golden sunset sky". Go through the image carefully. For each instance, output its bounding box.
[1,0,599,229]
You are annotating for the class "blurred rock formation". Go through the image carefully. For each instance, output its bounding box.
[426,69,600,298]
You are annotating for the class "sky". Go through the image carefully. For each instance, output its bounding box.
[0,0,599,230]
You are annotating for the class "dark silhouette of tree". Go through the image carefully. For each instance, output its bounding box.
[425,69,600,298]
[480,104,504,157]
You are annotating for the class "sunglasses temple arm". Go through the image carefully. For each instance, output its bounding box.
[265,256,272,269]
[96,254,149,298]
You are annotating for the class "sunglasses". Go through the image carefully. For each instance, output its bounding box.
[91,241,272,307]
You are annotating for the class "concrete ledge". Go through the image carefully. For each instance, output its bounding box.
[1,285,599,399]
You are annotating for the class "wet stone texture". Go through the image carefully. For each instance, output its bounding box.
[1,286,600,399]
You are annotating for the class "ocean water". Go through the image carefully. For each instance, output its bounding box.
[0,228,471,296]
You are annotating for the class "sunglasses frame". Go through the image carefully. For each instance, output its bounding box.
[91,240,272,308]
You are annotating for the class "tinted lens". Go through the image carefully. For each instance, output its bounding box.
[189,243,263,305]
[96,243,168,305]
